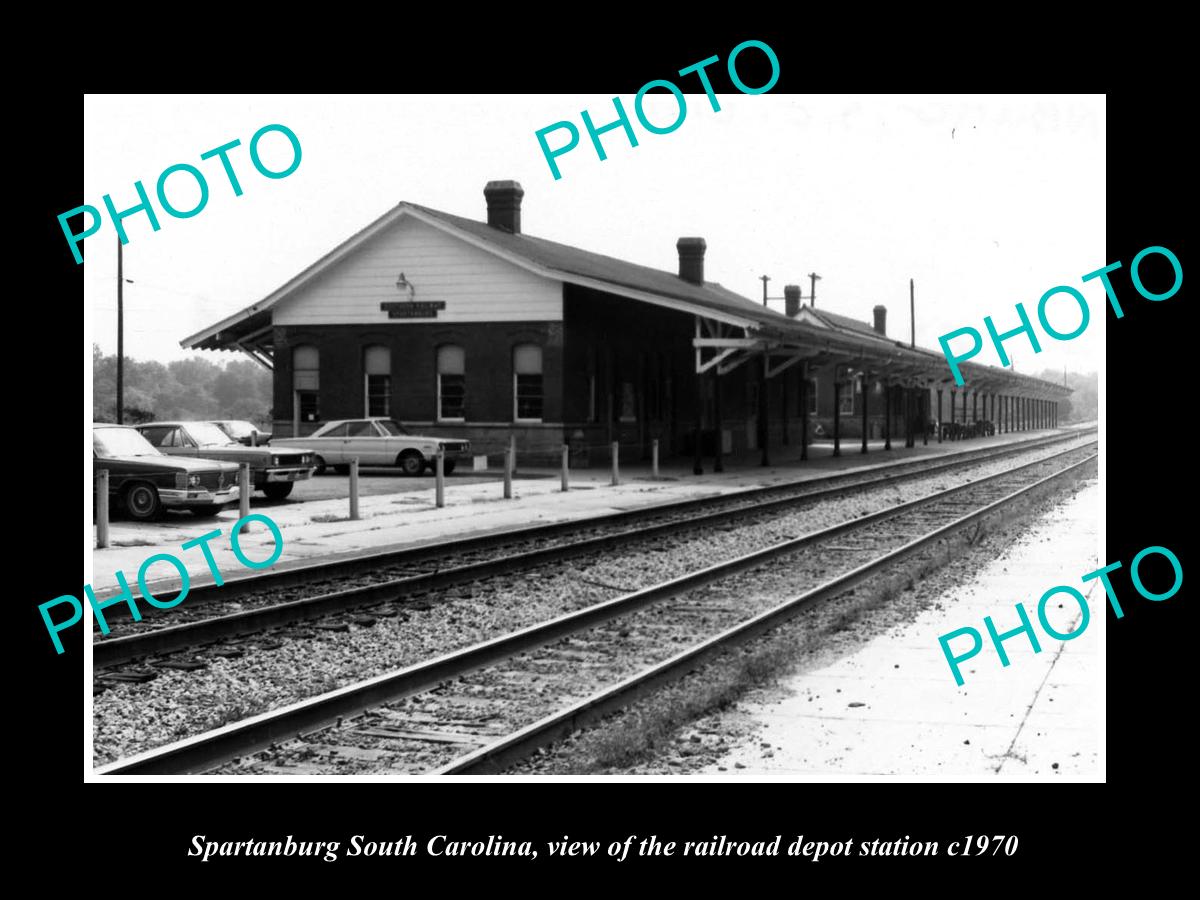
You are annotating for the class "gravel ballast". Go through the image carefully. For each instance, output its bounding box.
[93,439,1095,766]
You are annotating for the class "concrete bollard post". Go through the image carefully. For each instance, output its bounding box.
[239,463,251,521]
[503,446,513,499]
[250,431,258,447]
[96,469,110,549]
[435,447,445,508]
[652,438,659,479]
[611,442,620,486]
[349,458,360,520]
[561,444,569,492]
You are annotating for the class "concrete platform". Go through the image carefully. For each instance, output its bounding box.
[87,424,1091,596]
[696,478,1102,781]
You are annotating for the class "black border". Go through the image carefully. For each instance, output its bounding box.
[24,22,1186,881]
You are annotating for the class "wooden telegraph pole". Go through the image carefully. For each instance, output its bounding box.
[910,278,916,348]
[117,238,124,424]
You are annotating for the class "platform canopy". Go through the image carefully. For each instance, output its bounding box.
[693,304,1072,399]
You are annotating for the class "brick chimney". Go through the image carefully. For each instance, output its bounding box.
[484,180,524,233]
[873,304,887,335]
[676,237,706,285]
[785,285,801,317]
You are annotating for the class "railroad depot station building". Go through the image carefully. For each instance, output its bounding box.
[184,181,1071,468]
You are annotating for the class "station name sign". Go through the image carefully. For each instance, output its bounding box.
[380,301,446,319]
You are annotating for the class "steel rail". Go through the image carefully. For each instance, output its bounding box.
[436,453,1099,774]
[95,431,1095,667]
[94,443,1095,776]
[93,428,1091,609]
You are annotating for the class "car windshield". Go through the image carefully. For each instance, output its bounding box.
[187,422,240,446]
[215,420,255,438]
[377,420,410,436]
[94,427,162,458]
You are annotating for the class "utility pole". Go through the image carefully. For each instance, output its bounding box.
[808,272,821,308]
[759,274,770,307]
[117,238,124,424]
[910,277,916,348]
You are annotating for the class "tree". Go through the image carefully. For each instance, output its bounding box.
[1034,368,1096,423]
[92,347,274,424]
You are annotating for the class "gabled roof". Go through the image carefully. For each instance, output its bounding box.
[182,201,792,350]
[410,203,796,328]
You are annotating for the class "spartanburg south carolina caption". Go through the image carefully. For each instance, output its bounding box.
[188,833,1017,862]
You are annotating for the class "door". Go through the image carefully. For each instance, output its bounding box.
[343,420,390,465]
[314,422,350,464]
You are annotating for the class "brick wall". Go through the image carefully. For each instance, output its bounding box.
[272,321,562,440]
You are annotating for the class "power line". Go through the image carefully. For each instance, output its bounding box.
[86,274,217,303]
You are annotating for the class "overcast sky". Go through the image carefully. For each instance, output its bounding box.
[82,94,1105,376]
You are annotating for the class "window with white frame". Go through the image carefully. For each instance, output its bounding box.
[364,345,391,417]
[513,344,543,421]
[437,345,466,421]
[806,377,818,415]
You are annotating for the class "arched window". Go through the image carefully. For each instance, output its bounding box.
[364,345,391,417]
[293,345,320,425]
[437,345,466,421]
[513,344,543,422]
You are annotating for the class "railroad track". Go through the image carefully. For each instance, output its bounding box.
[95,441,1096,775]
[94,429,1095,670]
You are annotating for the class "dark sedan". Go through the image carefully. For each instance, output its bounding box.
[136,420,316,500]
[93,424,240,520]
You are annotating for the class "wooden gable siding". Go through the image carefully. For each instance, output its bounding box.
[274,214,562,325]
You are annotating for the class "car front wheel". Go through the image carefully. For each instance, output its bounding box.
[124,483,162,520]
[312,455,327,476]
[263,483,294,500]
[398,451,425,476]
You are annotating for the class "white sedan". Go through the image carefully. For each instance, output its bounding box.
[271,418,470,476]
